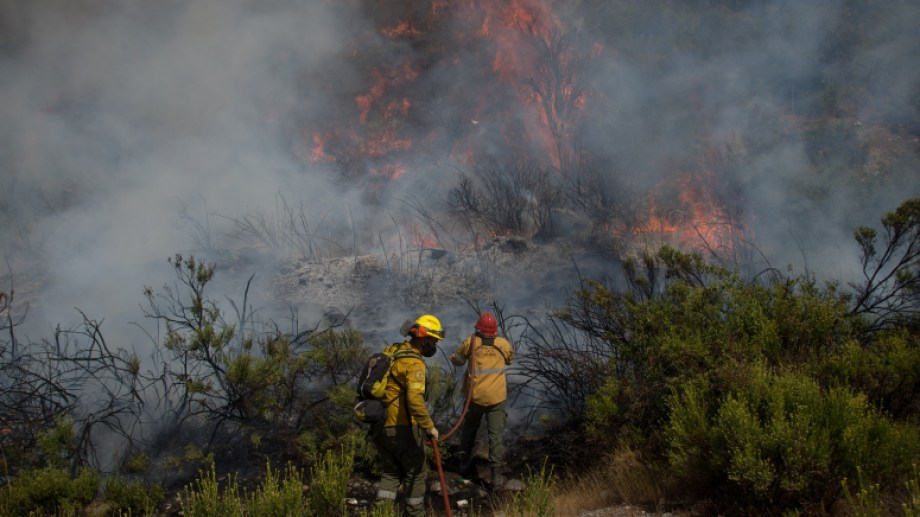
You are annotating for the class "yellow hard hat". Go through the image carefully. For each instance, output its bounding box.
[412,314,444,340]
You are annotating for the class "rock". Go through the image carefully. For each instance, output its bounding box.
[428,479,460,495]
[502,478,525,492]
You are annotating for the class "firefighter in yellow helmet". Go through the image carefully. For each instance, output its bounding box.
[450,312,513,489]
[373,314,443,517]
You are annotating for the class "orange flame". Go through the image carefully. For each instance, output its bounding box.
[408,223,440,248]
[310,132,333,162]
[631,174,745,253]
[380,20,424,39]
[308,1,590,183]
[370,164,408,180]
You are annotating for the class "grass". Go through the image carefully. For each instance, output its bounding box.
[548,449,664,517]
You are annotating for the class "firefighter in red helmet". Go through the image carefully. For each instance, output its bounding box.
[450,312,514,489]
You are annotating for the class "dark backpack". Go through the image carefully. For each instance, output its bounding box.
[353,344,421,428]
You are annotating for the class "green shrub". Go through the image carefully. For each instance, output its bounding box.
[104,476,164,515]
[122,452,152,474]
[578,258,856,451]
[245,461,308,517]
[552,236,920,512]
[307,441,354,517]
[181,459,345,517]
[666,362,920,510]
[358,500,399,517]
[904,464,920,516]
[821,331,920,420]
[178,463,244,517]
[144,255,370,460]
[841,467,883,517]
[503,459,556,517]
[1,466,99,516]
[38,417,78,470]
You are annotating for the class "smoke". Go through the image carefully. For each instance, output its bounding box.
[1,0,919,348]
[575,0,920,275]
[0,0,372,341]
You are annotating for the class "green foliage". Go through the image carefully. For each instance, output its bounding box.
[245,461,307,517]
[503,459,556,517]
[904,464,920,517]
[584,377,623,438]
[122,452,152,474]
[307,441,355,517]
[164,445,214,474]
[841,467,883,517]
[820,331,920,418]
[104,476,165,515]
[839,464,920,517]
[179,463,244,517]
[177,447,355,517]
[144,255,370,462]
[296,386,369,467]
[0,466,99,517]
[543,210,920,512]
[580,254,855,450]
[666,362,920,509]
[424,361,461,419]
[38,417,77,469]
[358,500,399,517]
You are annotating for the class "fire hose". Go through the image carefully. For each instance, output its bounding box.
[427,336,478,517]
[429,438,452,517]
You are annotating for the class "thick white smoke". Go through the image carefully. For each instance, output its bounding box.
[0,0,376,343]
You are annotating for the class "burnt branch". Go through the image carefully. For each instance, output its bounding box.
[447,159,563,239]
[849,197,920,332]
[512,313,611,421]
[1,289,150,474]
[140,254,367,459]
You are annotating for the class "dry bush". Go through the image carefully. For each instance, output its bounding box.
[601,449,665,506]
[447,158,563,240]
[552,469,615,517]
[552,449,663,517]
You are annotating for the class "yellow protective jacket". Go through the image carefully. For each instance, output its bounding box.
[451,335,513,406]
[382,342,435,431]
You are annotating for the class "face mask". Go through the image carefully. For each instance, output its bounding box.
[420,342,437,357]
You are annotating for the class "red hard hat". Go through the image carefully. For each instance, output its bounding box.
[475,313,498,337]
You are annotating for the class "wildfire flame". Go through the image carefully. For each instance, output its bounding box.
[634,174,746,253]
[308,0,580,176]
[408,223,440,249]
[305,0,743,254]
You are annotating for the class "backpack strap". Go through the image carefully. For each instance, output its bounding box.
[385,347,423,406]
[473,336,512,365]
[392,349,423,360]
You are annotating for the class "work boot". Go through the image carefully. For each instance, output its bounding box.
[460,459,477,479]
[456,452,476,478]
[490,467,506,490]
